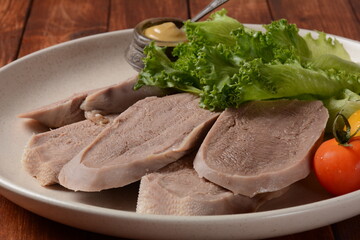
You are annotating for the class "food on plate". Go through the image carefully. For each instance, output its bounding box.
[143,22,187,43]
[194,100,329,197]
[136,10,359,119]
[80,75,167,117]
[347,109,360,136]
[323,89,360,132]
[19,9,360,215]
[18,90,91,128]
[18,75,165,128]
[137,153,288,216]
[22,115,118,186]
[314,114,360,196]
[314,137,360,196]
[58,93,219,192]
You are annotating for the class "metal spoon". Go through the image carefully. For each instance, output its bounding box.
[191,0,230,22]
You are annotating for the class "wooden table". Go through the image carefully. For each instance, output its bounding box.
[0,0,359,239]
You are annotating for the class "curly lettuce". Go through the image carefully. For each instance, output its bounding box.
[136,10,360,126]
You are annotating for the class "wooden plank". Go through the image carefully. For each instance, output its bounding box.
[0,0,31,67]
[18,0,110,58]
[0,196,123,240]
[349,0,360,22]
[189,0,272,23]
[109,0,189,31]
[268,227,335,240]
[332,215,360,240]
[268,0,360,41]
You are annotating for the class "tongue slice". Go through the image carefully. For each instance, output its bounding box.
[58,93,220,192]
[194,100,329,197]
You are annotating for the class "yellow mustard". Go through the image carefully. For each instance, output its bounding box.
[143,22,187,44]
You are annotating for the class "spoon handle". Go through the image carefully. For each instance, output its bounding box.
[191,0,229,22]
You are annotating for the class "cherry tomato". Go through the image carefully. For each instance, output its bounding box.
[313,137,360,196]
[347,110,360,136]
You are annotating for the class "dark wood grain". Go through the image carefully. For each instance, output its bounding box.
[0,197,121,240]
[270,227,335,240]
[268,0,360,41]
[190,0,272,23]
[18,0,109,57]
[0,0,31,67]
[332,215,360,240]
[109,0,189,31]
[349,0,360,22]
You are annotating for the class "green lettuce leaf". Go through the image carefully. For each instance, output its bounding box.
[137,10,360,120]
[303,31,351,60]
[135,43,201,94]
[184,9,243,46]
[323,89,360,132]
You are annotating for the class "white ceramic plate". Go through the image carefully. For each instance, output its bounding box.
[0,25,359,240]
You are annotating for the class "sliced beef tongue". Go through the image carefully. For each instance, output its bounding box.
[17,90,90,128]
[22,115,117,186]
[18,75,166,128]
[136,153,286,216]
[194,100,329,197]
[80,75,167,116]
[58,93,220,192]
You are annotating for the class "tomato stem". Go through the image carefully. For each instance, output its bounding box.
[333,113,360,146]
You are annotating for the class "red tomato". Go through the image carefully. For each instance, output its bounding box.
[313,137,360,196]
